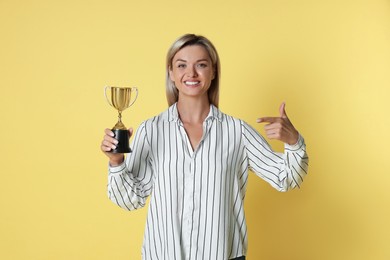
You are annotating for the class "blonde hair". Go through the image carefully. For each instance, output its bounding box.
[166,34,221,107]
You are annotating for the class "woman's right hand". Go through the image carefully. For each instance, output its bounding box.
[101,128,133,166]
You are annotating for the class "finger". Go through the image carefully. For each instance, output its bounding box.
[256,117,280,123]
[101,143,114,152]
[279,102,288,119]
[263,121,283,131]
[267,132,282,140]
[101,143,116,153]
[264,125,279,137]
[103,133,119,145]
[101,142,114,152]
[102,139,117,150]
[105,128,115,137]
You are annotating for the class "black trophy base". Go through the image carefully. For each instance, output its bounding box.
[111,129,132,153]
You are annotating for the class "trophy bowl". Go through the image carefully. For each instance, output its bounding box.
[105,86,138,153]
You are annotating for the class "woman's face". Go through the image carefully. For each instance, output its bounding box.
[169,45,215,101]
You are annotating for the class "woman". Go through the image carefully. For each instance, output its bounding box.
[101,34,309,260]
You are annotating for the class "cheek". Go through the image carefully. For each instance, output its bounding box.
[170,69,185,82]
[169,70,176,82]
[205,71,214,81]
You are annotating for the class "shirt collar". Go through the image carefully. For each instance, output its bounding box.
[168,102,223,123]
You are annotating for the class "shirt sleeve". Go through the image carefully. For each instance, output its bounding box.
[241,121,309,192]
[107,122,154,210]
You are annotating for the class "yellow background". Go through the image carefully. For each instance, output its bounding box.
[1,0,389,259]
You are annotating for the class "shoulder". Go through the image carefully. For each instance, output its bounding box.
[217,108,260,139]
[215,107,246,125]
[215,107,249,134]
[141,105,174,127]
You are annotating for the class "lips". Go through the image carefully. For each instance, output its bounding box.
[184,81,200,87]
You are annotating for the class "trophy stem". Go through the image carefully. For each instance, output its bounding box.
[113,111,127,130]
[118,111,122,123]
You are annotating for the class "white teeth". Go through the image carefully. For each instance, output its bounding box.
[185,81,199,86]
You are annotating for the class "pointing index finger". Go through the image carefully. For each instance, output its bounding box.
[256,117,279,123]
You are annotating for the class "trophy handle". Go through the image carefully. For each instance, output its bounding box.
[104,86,114,108]
[128,87,138,107]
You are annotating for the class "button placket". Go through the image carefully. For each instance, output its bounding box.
[178,118,213,257]
[182,147,195,255]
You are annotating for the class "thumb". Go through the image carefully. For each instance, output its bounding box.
[279,102,288,118]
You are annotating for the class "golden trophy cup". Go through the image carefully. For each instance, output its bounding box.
[105,86,138,153]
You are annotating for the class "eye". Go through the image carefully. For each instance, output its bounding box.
[197,63,208,68]
[177,64,186,68]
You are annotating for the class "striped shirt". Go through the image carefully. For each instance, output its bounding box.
[107,103,309,260]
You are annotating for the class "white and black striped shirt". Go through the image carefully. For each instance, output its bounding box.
[107,103,309,260]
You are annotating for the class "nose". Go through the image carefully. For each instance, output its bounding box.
[186,66,198,77]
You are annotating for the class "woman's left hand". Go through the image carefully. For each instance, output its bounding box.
[256,102,299,145]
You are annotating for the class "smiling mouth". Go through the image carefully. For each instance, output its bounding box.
[184,81,200,86]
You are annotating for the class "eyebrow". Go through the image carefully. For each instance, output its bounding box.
[174,59,210,63]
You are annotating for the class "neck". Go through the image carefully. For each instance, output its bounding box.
[177,97,210,124]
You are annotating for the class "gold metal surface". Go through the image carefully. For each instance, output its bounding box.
[105,86,138,130]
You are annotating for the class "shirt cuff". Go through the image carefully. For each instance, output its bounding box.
[108,161,126,175]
